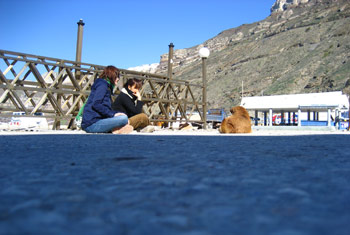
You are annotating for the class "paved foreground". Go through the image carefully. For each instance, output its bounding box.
[0,133,349,235]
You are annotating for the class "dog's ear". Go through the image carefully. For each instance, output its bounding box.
[230,107,235,114]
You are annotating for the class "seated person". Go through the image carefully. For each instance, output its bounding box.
[112,78,150,131]
[81,65,133,134]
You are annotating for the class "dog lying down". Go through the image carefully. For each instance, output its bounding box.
[219,106,252,134]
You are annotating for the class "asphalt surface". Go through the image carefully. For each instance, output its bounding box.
[0,133,349,235]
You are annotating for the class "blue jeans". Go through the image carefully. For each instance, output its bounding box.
[84,115,128,133]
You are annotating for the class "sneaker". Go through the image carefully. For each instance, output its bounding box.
[112,124,134,134]
[140,125,155,133]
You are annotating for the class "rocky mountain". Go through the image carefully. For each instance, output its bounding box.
[152,0,350,110]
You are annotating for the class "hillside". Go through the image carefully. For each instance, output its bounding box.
[155,0,350,109]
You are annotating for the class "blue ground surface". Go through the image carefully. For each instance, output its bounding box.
[0,134,349,235]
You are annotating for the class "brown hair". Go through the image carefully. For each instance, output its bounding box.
[100,65,119,84]
[124,78,143,90]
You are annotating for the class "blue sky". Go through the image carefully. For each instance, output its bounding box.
[0,0,276,69]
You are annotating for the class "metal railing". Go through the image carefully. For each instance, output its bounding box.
[0,49,205,129]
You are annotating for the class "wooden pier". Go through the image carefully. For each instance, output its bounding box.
[0,49,205,130]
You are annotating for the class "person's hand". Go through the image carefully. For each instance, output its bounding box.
[134,90,141,101]
[114,113,127,117]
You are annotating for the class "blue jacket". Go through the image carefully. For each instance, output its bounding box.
[81,78,117,130]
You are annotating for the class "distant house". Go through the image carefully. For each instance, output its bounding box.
[241,91,349,127]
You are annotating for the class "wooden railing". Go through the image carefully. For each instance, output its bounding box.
[0,49,205,129]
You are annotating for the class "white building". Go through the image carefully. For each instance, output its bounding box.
[241,91,349,127]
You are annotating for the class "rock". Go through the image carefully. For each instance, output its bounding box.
[271,0,310,13]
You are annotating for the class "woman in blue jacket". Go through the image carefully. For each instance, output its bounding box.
[81,66,133,134]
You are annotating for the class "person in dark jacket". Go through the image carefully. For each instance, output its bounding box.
[112,78,150,130]
[82,66,133,134]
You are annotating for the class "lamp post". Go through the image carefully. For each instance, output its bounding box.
[70,19,85,130]
[199,47,210,129]
[166,43,174,127]
[75,19,85,64]
[168,43,174,80]
[75,19,85,81]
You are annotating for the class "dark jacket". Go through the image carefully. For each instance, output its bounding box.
[81,78,117,129]
[112,88,144,118]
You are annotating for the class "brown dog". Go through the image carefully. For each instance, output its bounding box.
[219,106,252,133]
